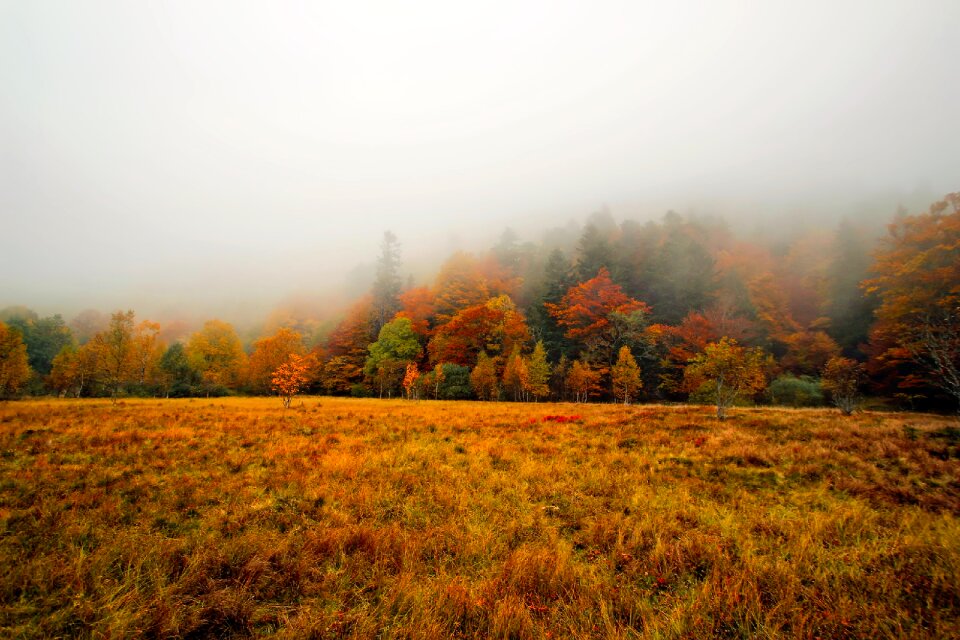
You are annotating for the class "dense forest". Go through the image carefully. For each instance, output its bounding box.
[1,193,957,413]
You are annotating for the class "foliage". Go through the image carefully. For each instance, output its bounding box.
[364,317,422,376]
[185,319,247,393]
[247,327,306,394]
[402,362,420,399]
[566,360,601,403]
[780,331,841,376]
[433,252,490,323]
[525,341,551,401]
[865,193,960,411]
[684,337,770,419]
[396,286,436,338]
[470,352,499,401]
[371,231,403,333]
[3,313,74,376]
[546,267,649,348]
[271,353,315,408]
[321,356,364,395]
[436,363,472,400]
[611,345,642,404]
[428,295,530,368]
[821,356,864,416]
[364,317,422,398]
[826,218,878,354]
[92,310,137,398]
[158,343,202,398]
[0,322,32,397]
[501,346,529,402]
[324,297,376,391]
[130,320,165,391]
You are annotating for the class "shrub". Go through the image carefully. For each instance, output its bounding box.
[350,383,372,398]
[767,375,824,407]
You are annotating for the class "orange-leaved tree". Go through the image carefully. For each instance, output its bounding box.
[864,193,960,411]
[428,295,530,369]
[396,286,437,338]
[567,360,601,403]
[247,327,306,394]
[470,351,499,401]
[271,353,315,408]
[546,267,651,367]
[402,362,420,399]
[321,297,376,394]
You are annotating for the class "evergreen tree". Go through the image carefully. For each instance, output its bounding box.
[493,227,521,276]
[576,224,613,282]
[648,231,715,324]
[371,231,403,334]
[159,343,201,397]
[826,219,877,355]
[528,249,575,362]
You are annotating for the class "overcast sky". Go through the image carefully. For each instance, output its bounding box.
[2,1,958,320]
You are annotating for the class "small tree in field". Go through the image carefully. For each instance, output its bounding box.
[611,345,642,404]
[821,356,864,416]
[271,353,313,408]
[684,337,769,419]
[402,362,420,399]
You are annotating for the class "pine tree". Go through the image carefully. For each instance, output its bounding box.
[371,231,403,334]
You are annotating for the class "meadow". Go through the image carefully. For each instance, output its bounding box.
[0,398,958,639]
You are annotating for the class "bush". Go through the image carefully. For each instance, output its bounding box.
[350,383,372,398]
[767,375,824,407]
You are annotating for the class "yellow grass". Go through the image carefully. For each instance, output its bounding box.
[1,397,958,638]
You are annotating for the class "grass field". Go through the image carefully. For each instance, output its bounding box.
[1,398,958,639]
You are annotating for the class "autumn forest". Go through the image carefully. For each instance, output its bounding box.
[2,193,957,415]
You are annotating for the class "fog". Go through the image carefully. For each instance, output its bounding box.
[2,1,958,325]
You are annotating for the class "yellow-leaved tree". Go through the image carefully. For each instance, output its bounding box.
[684,337,769,419]
[611,345,642,404]
[0,321,32,397]
[186,320,247,394]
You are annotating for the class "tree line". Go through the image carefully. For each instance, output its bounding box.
[1,194,957,414]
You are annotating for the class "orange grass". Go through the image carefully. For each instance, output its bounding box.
[1,397,958,638]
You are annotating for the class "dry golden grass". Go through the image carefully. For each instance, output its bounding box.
[1,397,958,638]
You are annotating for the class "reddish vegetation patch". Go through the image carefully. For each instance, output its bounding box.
[541,415,582,423]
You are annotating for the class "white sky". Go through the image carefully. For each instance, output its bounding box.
[1,0,958,319]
